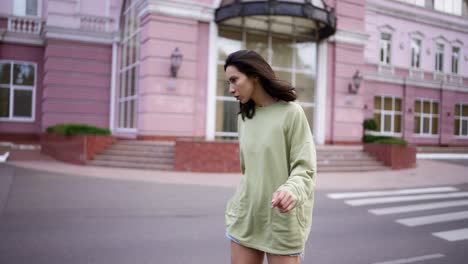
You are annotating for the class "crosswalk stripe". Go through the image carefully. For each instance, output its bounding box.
[327,187,457,199]
[369,200,468,215]
[396,211,468,226]
[371,253,445,264]
[345,192,468,206]
[432,228,468,241]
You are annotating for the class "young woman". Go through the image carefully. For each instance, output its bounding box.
[224,50,317,264]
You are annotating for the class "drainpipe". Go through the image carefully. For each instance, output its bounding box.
[439,80,443,146]
[330,41,336,145]
[402,77,406,141]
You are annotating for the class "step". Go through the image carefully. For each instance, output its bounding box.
[93,154,173,164]
[109,144,174,152]
[116,140,175,147]
[317,160,382,166]
[102,149,174,158]
[87,160,173,170]
[319,165,389,172]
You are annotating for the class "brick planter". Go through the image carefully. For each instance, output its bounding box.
[41,133,116,165]
[363,144,417,170]
[175,139,240,172]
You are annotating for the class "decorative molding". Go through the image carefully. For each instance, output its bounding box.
[433,35,450,44]
[328,29,369,46]
[367,0,468,34]
[451,39,464,46]
[377,24,396,34]
[44,25,116,44]
[0,31,44,46]
[408,30,425,39]
[139,0,215,22]
[364,73,468,93]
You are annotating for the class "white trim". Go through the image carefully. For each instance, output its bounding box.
[0,61,37,122]
[413,98,440,136]
[205,21,218,141]
[109,41,118,132]
[214,131,238,138]
[138,0,214,22]
[328,29,369,46]
[367,0,468,34]
[373,95,403,134]
[44,26,115,45]
[315,40,327,145]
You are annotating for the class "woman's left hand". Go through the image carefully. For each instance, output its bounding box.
[271,190,296,213]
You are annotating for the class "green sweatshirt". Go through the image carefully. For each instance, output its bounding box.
[225,100,317,255]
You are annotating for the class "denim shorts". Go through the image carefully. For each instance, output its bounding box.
[225,232,304,259]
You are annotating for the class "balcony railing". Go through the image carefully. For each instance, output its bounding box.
[7,16,42,34]
[80,15,113,32]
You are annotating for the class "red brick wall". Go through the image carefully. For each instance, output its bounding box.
[175,140,240,172]
[41,133,115,164]
[364,144,417,170]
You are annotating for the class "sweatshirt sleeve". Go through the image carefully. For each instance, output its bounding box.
[276,104,317,207]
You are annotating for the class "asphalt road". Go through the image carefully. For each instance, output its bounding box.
[0,165,467,264]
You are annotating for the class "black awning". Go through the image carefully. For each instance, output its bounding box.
[215,0,336,40]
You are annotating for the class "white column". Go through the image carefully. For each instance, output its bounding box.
[314,40,328,145]
[205,21,218,140]
[109,40,118,132]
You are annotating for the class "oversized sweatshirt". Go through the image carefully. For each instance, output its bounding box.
[225,100,317,255]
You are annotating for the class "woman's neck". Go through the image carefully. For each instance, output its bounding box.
[252,86,277,107]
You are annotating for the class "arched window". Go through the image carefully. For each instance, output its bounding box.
[118,0,141,130]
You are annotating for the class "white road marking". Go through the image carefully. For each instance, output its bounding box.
[396,211,468,226]
[346,192,468,206]
[432,228,468,242]
[369,200,468,215]
[327,187,457,199]
[372,253,445,264]
[417,153,468,159]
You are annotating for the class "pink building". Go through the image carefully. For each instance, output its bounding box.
[0,0,467,147]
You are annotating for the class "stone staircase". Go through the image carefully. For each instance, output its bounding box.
[316,145,388,172]
[88,140,174,170]
[88,141,388,172]
[416,146,468,154]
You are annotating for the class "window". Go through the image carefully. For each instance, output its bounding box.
[452,46,460,74]
[216,19,317,139]
[374,96,402,134]
[0,61,36,121]
[397,0,425,6]
[454,104,468,136]
[434,0,462,15]
[13,0,39,17]
[117,0,140,129]
[414,99,439,135]
[380,33,392,65]
[435,43,444,72]
[411,38,422,68]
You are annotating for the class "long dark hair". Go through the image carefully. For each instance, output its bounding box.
[224,50,296,120]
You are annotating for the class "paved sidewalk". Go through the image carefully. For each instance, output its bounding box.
[6,157,468,190]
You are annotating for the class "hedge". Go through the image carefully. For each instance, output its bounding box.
[46,124,111,136]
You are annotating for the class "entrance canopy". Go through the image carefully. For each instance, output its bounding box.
[215,0,336,40]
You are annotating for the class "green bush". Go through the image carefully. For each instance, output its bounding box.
[373,137,407,146]
[362,134,407,146]
[46,124,111,136]
[363,119,378,131]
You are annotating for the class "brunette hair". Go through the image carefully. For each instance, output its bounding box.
[224,50,296,120]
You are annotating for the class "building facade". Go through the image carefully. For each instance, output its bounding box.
[0,0,467,146]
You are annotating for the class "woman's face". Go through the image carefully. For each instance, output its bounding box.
[225,65,256,104]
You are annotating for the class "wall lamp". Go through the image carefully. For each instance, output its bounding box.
[348,70,362,94]
[170,47,183,78]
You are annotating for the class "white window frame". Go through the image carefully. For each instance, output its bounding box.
[0,60,37,122]
[413,98,439,137]
[215,20,317,139]
[380,32,392,65]
[455,103,468,138]
[373,95,403,137]
[397,0,425,7]
[451,45,461,75]
[434,0,463,16]
[12,0,42,17]
[410,38,422,69]
[435,42,444,73]
[116,0,140,132]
